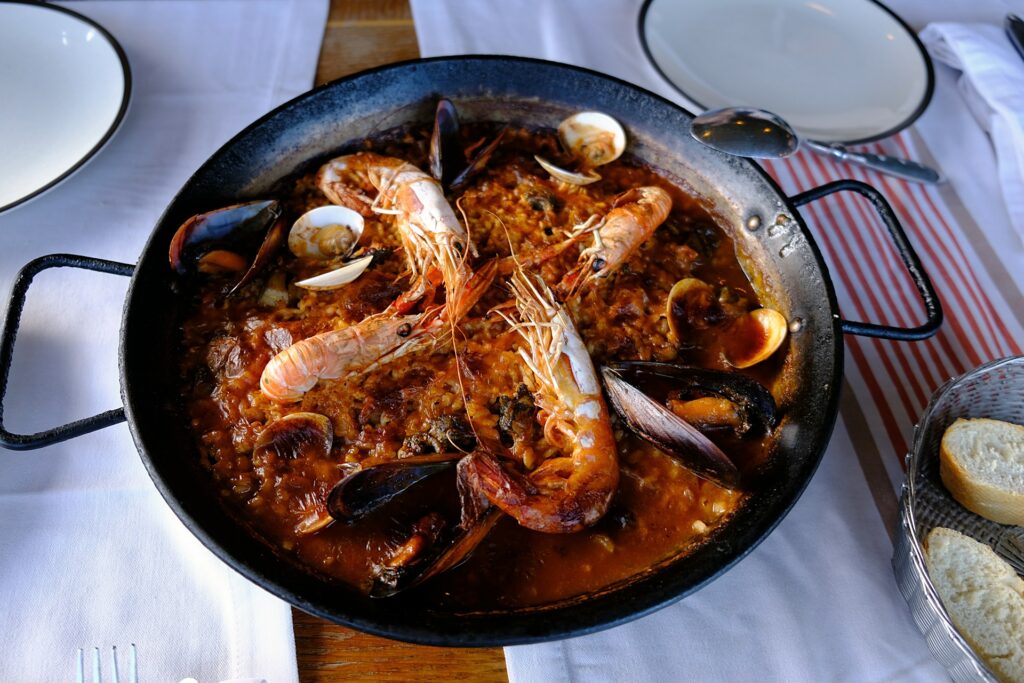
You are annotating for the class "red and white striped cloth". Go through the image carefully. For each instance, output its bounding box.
[762,134,1023,488]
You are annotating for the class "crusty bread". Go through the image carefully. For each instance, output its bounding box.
[924,527,1024,683]
[940,418,1024,526]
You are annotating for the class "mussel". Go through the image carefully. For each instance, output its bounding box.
[322,450,498,598]
[326,452,462,522]
[601,362,779,488]
[536,111,626,186]
[428,97,507,192]
[370,507,502,598]
[168,199,286,295]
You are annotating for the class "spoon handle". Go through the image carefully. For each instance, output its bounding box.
[803,140,943,184]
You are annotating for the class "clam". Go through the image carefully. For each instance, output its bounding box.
[254,412,333,460]
[665,277,787,368]
[168,200,286,294]
[558,112,626,169]
[534,155,601,186]
[536,111,626,186]
[666,278,723,340]
[254,412,335,535]
[294,254,373,291]
[724,308,788,369]
[600,362,780,487]
[288,205,364,260]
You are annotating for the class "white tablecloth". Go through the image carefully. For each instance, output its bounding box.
[409,0,1024,681]
[0,2,327,680]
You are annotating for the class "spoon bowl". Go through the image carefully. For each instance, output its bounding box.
[689,107,798,159]
[689,106,942,184]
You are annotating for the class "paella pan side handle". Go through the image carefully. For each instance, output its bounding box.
[0,254,134,451]
[790,179,943,341]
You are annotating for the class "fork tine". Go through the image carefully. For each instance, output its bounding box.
[92,647,101,682]
[111,645,120,683]
[129,644,138,683]
[77,648,85,683]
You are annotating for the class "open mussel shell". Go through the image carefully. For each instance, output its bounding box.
[168,199,281,274]
[226,216,287,296]
[288,205,364,260]
[450,126,506,192]
[430,98,464,187]
[605,361,778,436]
[370,507,502,598]
[558,111,626,168]
[602,367,740,488]
[326,452,462,522]
[725,308,788,369]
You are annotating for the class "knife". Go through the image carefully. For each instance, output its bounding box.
[1007,14,1024,63]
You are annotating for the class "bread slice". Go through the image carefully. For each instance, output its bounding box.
[940,418,1024,526]
[925,527,1024,683]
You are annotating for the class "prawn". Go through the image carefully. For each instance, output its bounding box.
[556,185,672,300]
[460,268,618,533]
[317,152,471,310]
[260,260,497,403]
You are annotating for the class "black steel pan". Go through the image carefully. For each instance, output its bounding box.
[0,57,942,646]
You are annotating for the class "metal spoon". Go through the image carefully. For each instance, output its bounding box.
[690,107,942,184]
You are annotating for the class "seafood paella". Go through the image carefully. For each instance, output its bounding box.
[172,102,789,609]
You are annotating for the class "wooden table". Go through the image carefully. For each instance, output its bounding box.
[294,2,509,680]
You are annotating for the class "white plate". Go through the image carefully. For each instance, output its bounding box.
[0,1,130,213]
[639,0,932,143]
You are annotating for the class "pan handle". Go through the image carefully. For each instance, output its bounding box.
[0,254,134,450]
[790,179,943,340]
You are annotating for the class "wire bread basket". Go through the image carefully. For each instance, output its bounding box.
[893,355,1024,682]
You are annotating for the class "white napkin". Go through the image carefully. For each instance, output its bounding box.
[920,21,1024,244]
[0,1,327,680]
[409,1,951,680]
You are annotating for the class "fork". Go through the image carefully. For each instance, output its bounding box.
[76,645,137,683]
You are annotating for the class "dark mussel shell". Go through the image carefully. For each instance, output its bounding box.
[427,97,507,192]
[326,452,462,522]
[449,126,507,192]
[370,507,502,598]
[601,367,740,488]
[226,215,286,295]
[429,98,464,188]
[169,199,285,294]
[606,361,778,437]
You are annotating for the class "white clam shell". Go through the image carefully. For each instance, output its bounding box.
[294,254,374,290]
[558,112,626,168]
[289,205,365,259]
[534,155,601,186]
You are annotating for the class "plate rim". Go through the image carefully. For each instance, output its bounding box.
[636,0,935,145]
[0,0,132,214]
